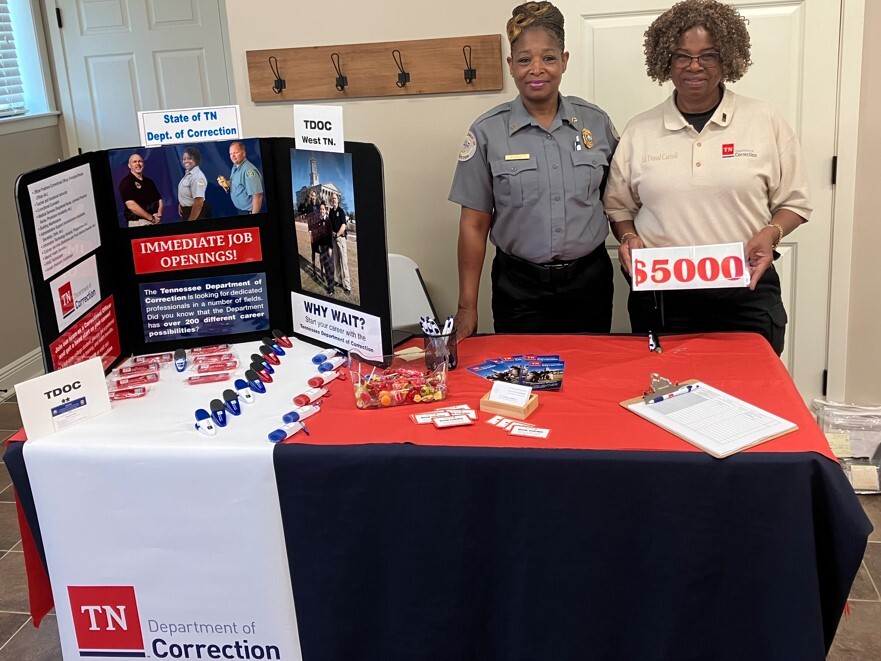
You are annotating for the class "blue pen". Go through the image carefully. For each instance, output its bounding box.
[267,421,308,443]
[312,347,340,365]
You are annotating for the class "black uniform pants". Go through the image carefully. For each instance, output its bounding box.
[491,248,613,334]
[627,265,787,355]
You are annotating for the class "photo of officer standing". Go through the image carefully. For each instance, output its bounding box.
[119,153,163,227]
[220,141,264,215]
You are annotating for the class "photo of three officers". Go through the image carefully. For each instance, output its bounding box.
[111,138,266,227]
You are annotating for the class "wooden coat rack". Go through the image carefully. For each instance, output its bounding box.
[246,35,504,103]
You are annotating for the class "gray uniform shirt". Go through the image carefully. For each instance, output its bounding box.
[178,165,207,206]
[449,95,617,264]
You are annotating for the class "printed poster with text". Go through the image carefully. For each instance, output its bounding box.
[140,273,269,343]
[26,163,101,280]
[291,292,381,357]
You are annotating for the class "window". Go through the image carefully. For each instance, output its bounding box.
[1,0,51,119]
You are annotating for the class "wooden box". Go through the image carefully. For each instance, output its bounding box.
[479,392,539,421]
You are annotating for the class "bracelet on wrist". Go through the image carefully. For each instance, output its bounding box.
[765,223,784,250]
[620,232,638,244]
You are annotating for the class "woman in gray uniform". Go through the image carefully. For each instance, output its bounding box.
[449,1,618,339]
[177,146,212,221]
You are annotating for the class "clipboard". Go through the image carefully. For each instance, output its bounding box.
[620,378,798,458]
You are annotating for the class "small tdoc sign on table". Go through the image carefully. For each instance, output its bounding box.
[631,243,749,291]
[14,357,111,440]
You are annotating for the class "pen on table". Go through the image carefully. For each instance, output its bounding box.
[646,383,699,405]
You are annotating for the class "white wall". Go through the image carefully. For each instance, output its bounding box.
[0,124,63,369]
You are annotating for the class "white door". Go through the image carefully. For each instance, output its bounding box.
[557,0,838,401]
[52,0,233,151]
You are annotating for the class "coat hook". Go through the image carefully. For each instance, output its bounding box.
[392,49,410,88]
[331,52,348,91]
[269,56,286,94]
[463,45,476,84]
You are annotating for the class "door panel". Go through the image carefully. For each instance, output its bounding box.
[561,0,838,400]
[154,49,210,108]
[85,54,139,148]
[57,0,232,151]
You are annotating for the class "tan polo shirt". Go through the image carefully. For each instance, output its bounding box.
[603,88,812,248]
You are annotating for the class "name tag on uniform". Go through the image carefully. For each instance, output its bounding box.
[504,153,530,161]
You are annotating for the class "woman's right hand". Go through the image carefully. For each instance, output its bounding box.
[618,234,645,277]
[454,307,477,343]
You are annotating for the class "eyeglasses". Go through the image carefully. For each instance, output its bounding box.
[670,52,721,69]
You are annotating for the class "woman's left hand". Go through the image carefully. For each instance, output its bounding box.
[745,227,775,290]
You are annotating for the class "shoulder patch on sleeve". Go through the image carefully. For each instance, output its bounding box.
[458,131,477,162]
[196,179,206,187]
[246,169,256,178]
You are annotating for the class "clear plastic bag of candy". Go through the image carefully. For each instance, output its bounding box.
[349,351,447,409]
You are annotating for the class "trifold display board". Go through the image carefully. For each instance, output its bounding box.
[15,138,392,373]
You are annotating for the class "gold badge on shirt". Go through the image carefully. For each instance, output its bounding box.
[504,154,530,161]
[582,129,593,149]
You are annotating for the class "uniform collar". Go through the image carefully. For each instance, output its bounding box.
[508,95,576,135]
[664,84,734,131]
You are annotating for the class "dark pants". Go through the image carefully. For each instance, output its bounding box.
[491,248,613,334]
[318,245,335,291]
[181,201,212,220]
[627,265,787,355]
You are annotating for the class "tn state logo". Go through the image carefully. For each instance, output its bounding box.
[722,143,735,158]
[68,586,145,657]
[59,282,75,317]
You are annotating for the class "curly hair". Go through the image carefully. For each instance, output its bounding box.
[644,0,751,84]
[182,146,202,166]
[506,2,565,51]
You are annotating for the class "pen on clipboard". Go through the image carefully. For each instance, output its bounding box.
[646,383,699,405]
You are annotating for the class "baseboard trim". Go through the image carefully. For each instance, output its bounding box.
[0,348,44,402]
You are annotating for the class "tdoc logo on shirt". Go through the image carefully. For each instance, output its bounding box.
[58,282,75,317]
[68,586,145,657]
[722,143,735,158]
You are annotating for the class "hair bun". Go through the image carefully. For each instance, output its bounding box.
[507,1,565,50]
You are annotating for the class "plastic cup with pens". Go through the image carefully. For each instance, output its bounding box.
[420,315,457,371]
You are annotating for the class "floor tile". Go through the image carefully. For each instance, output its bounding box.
[0,552,31,613]
[0,615,61,661]
[0,503,20,552]
[0,466,10,494]
[860,495,881,544]
[828,601,881,660]
[0,612,29,647]
[847,560,880,601]
[863,542,881,586]
[0,404,21,432]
